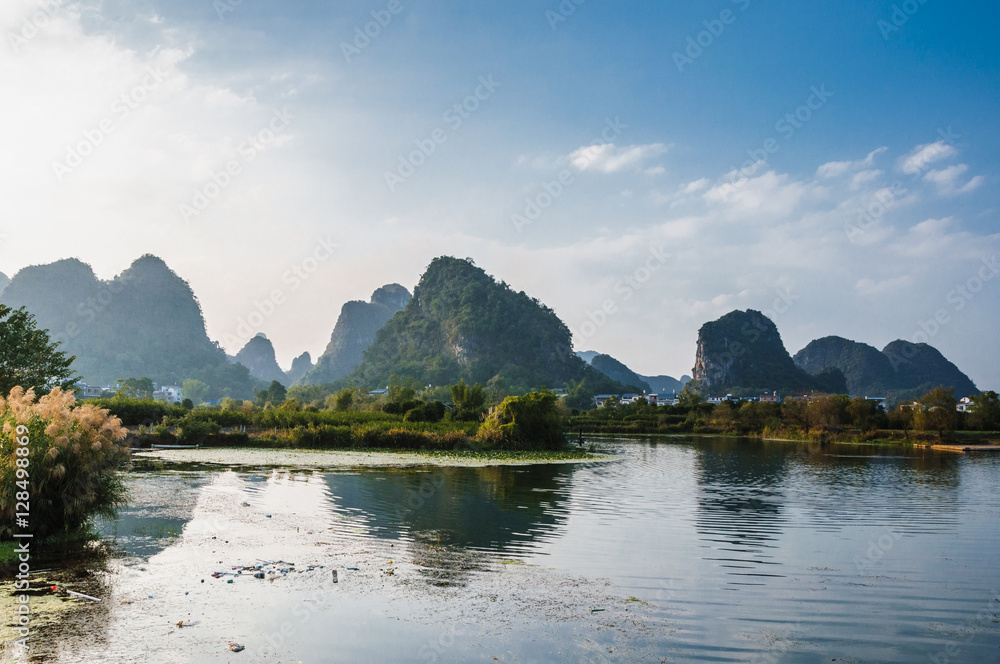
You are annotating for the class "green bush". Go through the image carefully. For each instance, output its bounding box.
[477,391,564,450]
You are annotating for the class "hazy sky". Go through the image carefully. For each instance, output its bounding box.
[1,0,998,390]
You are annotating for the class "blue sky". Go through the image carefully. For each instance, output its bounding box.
[1,0,998,390]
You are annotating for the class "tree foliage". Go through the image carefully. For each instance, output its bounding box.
[914,386,958,437]
[477,391,564,450]
[969,391,1000,431]
[116,376,154,400]
[0,304,79,396]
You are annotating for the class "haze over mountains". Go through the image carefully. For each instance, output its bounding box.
[0,255,983,403]
[303,284,411,385]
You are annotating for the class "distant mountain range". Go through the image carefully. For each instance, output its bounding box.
[576,351,691,395]
[690,309,977,401]
[0,255,259,400]
[692,309,847,396]
[793,336,977,402]
[0,256,982,404]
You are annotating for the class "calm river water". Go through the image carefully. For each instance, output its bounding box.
[76,436,1000,662]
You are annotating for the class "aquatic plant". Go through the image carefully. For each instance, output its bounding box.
[0,387,129,540]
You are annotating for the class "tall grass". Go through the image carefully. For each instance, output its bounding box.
[0,387,129,541]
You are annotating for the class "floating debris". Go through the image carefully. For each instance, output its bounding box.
[591,608,606,613]
[66,589,102,603]
[331,570,338,583]
[228,642,245,652]
[176,620,199,628]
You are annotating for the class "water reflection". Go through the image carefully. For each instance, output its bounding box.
[323,464,575,555]
[97,464,212,560]
[693,439,792,585]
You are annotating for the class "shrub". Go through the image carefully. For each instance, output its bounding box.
[177,417,220,446]
[0,387,129,541]
[477,391,564,450]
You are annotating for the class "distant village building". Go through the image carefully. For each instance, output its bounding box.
[75,383,113,399]
[864,397,888,411]
[957,396,974,413]
[153,385,183,403]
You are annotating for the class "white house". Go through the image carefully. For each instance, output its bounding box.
[153,385,183,403]
[957,396,974,413]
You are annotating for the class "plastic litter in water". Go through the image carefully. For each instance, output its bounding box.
[228,642,245,652]
[66,589,103,602]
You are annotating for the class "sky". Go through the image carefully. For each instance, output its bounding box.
[1,0,998,390]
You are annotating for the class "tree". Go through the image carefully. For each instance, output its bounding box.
[0,304,79,396]
[182,378,210,405]
[256,380,287,407]
[449,379,486,421]
[677,383,704,407]
[806,394,850,430]
[115,377,154,400]
[914,387,958,438]
[847,397,883,431]
[968,391,1000,431]
[333,388,354,412]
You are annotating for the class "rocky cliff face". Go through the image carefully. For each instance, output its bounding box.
[693,310,833,394]
[234,334,287,384]
[285,352,314,384]
[303,284,412,384]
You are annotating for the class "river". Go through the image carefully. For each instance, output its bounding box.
[20,436,1000,662]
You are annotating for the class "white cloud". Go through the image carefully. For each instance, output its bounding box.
[680,178,710,194]
[817,160,853,178]
[817,147,888,178]
[898,140,958,176]
[850,169,883,189]
[855,276,913,297]
[923,164,984,195]
[567,142,669,173]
